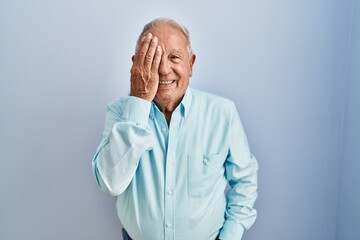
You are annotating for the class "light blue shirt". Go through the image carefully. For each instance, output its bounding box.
[92,88,258,240]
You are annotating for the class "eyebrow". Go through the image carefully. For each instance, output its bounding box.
[167,49,184,54]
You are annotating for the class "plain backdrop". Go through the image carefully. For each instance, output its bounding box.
[0,1,359,240]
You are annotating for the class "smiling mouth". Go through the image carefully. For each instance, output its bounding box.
[159,80,176,85]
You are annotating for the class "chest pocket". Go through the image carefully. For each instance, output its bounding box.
[187,153,226,197]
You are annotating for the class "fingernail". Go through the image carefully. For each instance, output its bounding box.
[152,36,158,43]
[157,45,161,51]
[147,32,152,39]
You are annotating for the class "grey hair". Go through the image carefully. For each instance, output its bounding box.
[135,17,193,56]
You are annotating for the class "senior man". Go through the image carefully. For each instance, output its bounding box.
[92,17,258,240]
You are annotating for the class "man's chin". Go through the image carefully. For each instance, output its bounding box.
[154,95,172,104]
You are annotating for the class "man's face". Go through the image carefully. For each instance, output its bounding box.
[147,24,196,108]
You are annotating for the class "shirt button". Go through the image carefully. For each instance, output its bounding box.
[169,158,174,163]
[162,127,167,132]
[166,222,173,228]
[203,157,209,165]
[167,189,173,196]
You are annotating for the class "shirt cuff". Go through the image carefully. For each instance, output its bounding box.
[219,221,244,240]
[121,96,152,126]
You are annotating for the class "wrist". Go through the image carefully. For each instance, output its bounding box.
[130,93,154,102]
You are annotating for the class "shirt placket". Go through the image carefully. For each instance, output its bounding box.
[164,110,182,240]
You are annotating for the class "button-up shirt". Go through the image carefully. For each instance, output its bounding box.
[92,88,258,240]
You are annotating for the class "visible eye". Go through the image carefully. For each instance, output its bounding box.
[169,55,181,62]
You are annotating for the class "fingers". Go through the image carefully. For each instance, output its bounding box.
[151,45,162,74]
[144,36,159,70]
[136,33,152,66]
[136,33,157,67]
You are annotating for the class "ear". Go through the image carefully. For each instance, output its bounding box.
[132,55,135,62]
[189,54,196,77]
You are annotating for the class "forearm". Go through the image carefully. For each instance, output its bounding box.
[92,96,152,196]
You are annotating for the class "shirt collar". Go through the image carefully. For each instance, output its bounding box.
[149,87,193,120]
[180,87,192,119]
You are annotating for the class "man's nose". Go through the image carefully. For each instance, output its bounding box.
[158,57,171,76]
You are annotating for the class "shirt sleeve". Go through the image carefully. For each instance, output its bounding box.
[92,96,153,196]
[219,102,259,239]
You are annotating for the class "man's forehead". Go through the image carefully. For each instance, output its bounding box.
[149,25,186,42]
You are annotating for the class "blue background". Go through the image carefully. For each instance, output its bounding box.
[0,1,359,239]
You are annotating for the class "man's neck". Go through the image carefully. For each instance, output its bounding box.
[154,100,181,126]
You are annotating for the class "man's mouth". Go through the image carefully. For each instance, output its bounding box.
[159,80,176,85]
